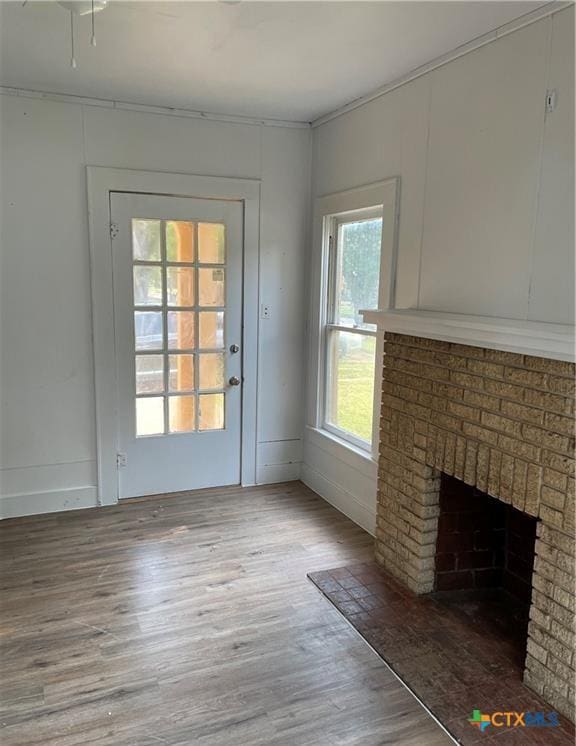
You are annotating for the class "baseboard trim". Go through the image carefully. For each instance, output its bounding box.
[301,463,376,536]
[256,462,301,485]
[0,486,98,520]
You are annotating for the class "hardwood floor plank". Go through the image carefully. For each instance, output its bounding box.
[0,482,453,746]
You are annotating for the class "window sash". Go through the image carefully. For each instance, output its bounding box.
[323,328,375,451]
[326,208,383,328]
[325,323,376,337]
[322,208,382,452]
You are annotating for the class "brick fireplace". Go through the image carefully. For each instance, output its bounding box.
[376,332,575,720]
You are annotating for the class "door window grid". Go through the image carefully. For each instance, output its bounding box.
[132,218,227,436]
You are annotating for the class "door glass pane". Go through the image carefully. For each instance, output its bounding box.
[135,311,163,350]
[199,311,224,349]
[169,354,195,392]
[199,268,225,307]
[132,219,161,261]
[134,266,162,306]
[131,215,230,441]
[167,311,195,350]
[199,393,224,431]
[199,353,224,390]
[167,267,195,307]
[166,221,195,263]
[198,223,225,264]
[136,355,164,394]
[136,397,164,436]
[335,218,382,329]
[326,331,375,442]
[169,395,196,433]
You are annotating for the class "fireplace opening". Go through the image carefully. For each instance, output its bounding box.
[432,473,538,667]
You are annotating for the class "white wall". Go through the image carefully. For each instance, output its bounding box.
[0,95,310,518]
[304,7,574,532]
[529,11,575,323]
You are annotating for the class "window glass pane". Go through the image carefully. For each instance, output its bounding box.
[198,223,225,264]
[167,267,195,307]
[199,268,225,307]
[169,395,196,433]
[199,353,224,390]
[199,393,224,431]
[326,331,375,443]
[336,218,382,329]
[135,311,163,351]
[167,311,195,350]
[132,219,161,261]
[169,354,195,392]
[136,396,164,436]
[166,221,195,263]
[199,311,224,349]
[134,266,162,306]
[136,355,164,394]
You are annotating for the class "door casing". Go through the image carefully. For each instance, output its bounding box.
[87,167,260,505]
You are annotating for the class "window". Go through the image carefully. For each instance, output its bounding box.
[309,178,397,461]
[323,207,383,450]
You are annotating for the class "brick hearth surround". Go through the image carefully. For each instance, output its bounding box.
[377,333,575,720]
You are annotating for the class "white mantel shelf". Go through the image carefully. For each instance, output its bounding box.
[361,309,575,362]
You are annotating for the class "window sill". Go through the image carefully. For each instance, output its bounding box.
[305,426,378,479]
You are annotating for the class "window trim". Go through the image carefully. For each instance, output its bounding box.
[307,178,399,461]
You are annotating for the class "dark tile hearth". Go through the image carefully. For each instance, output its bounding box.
[308,562,575,746]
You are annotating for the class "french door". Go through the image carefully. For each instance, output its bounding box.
[110,192,243,498]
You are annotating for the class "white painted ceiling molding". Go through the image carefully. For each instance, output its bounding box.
[0,86,309,129]
[361,309,575,363]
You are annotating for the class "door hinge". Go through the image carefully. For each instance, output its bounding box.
[109,221,119,240]
[545,89,557,114]
[116,452,127,468]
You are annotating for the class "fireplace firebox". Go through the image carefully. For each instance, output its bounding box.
[432,473,537,663]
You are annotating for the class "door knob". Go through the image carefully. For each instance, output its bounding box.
[230,344,240,354]
[229,376,241,386]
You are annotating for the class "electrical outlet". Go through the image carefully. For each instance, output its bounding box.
[261,304,271,319]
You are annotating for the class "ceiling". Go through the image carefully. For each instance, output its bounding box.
[0,1,548,122]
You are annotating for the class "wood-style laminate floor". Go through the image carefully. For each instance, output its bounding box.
[0,481,454,746]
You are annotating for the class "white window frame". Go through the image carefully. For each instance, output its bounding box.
[307,179,399,461]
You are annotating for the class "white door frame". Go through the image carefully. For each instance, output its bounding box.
[87,167,260,506]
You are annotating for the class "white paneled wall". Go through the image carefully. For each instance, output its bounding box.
[529,12,575,323]
[0,98,99,518]
[419,20,549,318]
[0,96,311,518]
[83,106,261,178]
[257,125,310,483]
[304,7,574,531]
